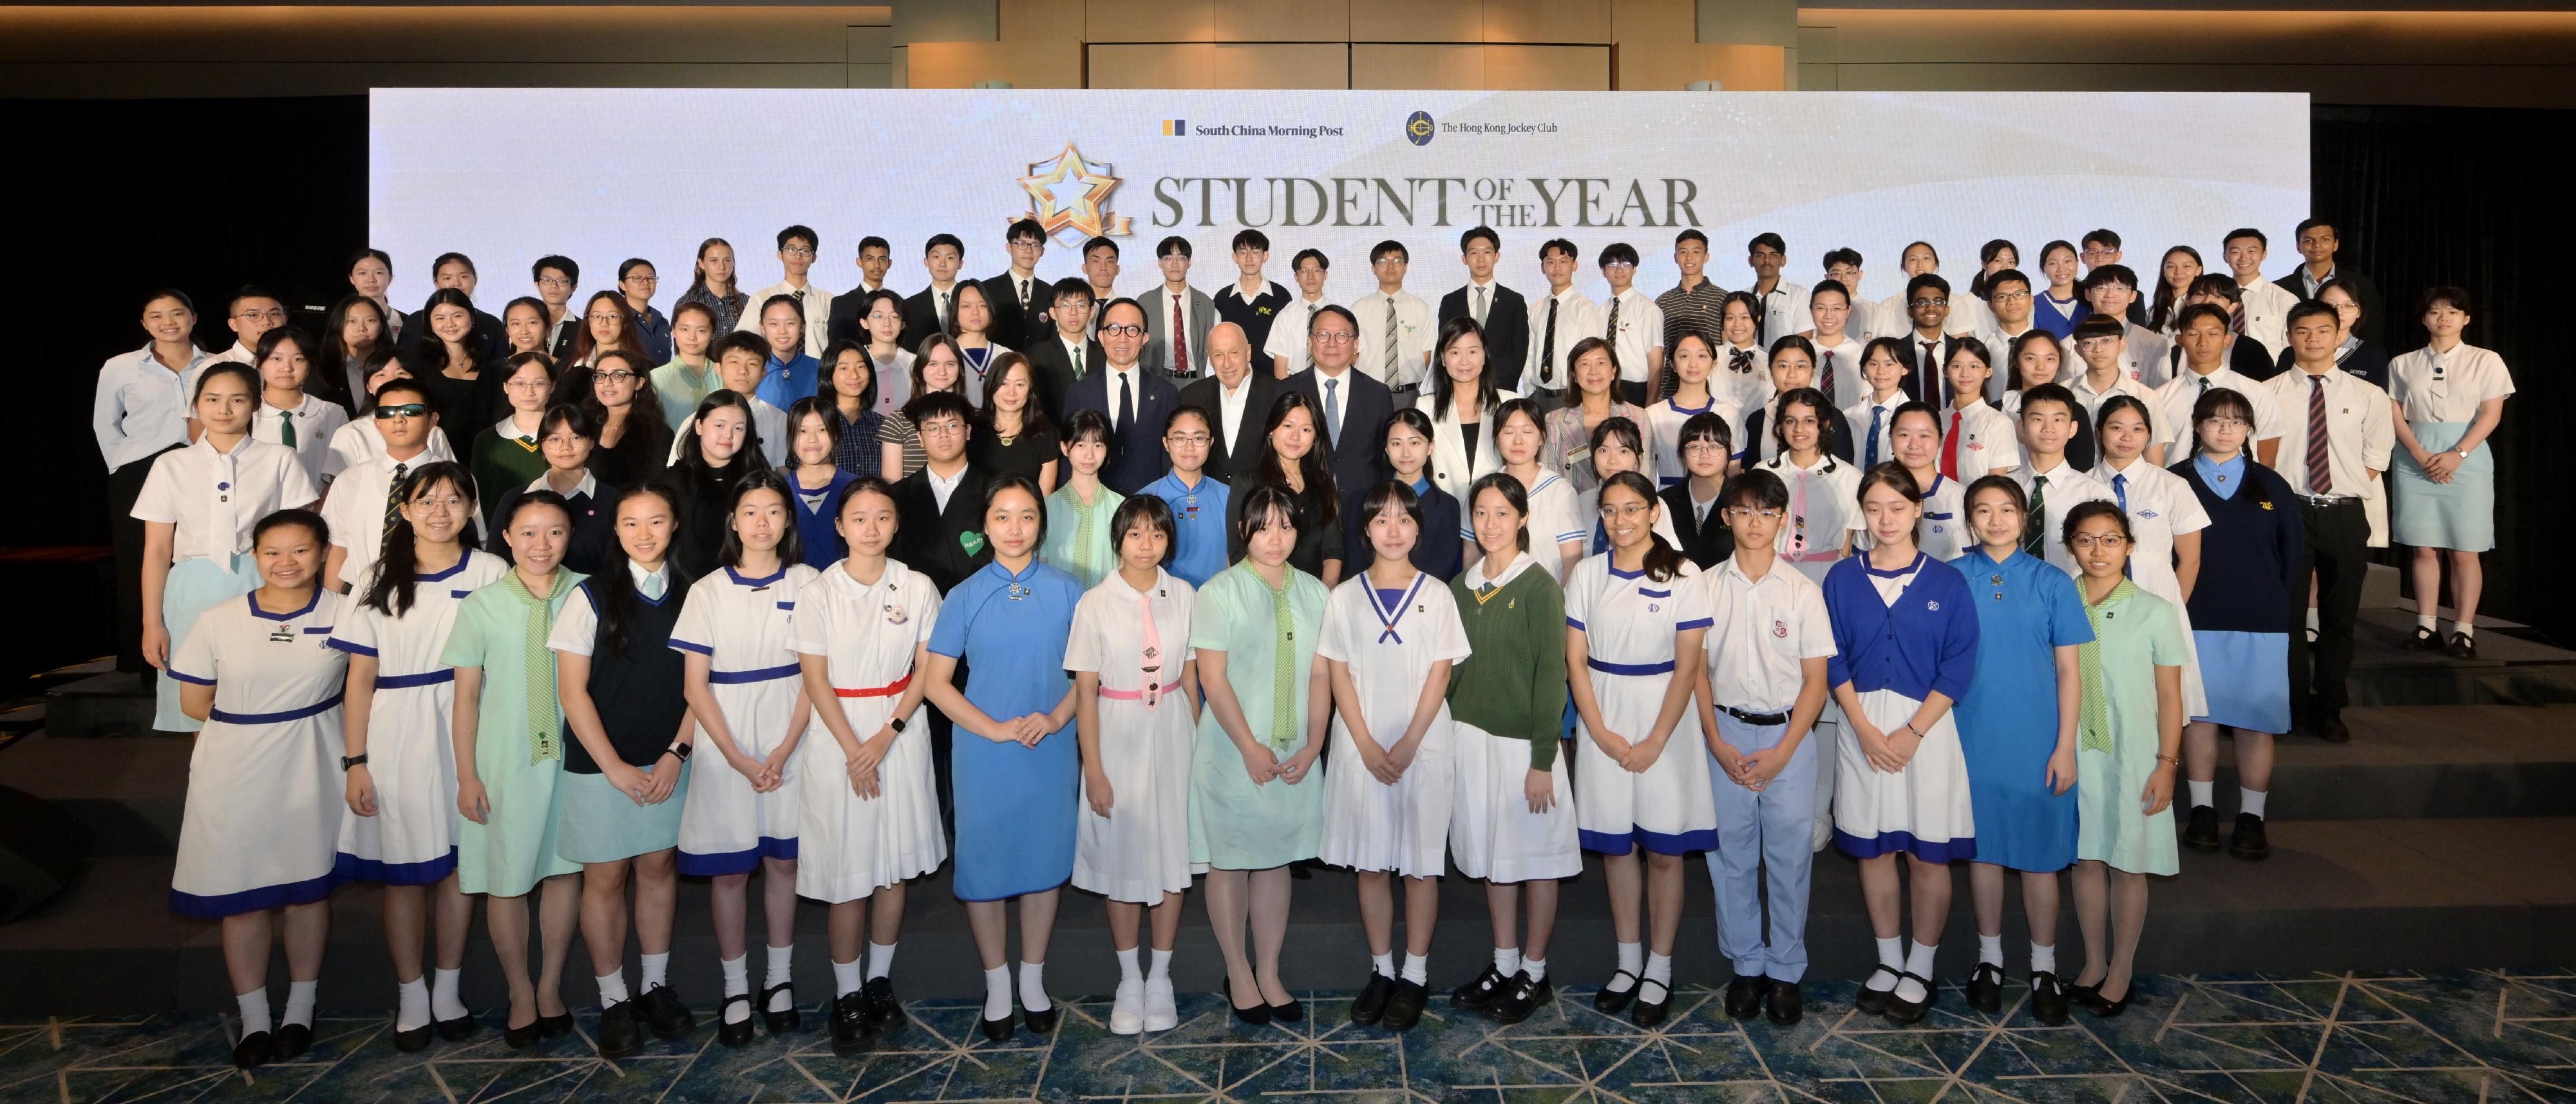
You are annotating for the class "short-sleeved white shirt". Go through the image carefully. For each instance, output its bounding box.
[131,436,319,562]
[2389,342,2514,424]
[1696,555,1836,714]
[322,451,439,589]
[1600,289,1667,385]
[2155,366,2284,454]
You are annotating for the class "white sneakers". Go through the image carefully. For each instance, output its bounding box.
[1110,976,1182,1035]
[1143,976,1179,1032]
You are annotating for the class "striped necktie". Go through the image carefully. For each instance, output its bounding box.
[2022,475,2048,557]
[382,462,408,542]
[2305,375,2333,494]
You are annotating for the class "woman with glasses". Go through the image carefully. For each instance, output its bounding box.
[469,352,560,532]
[573,350,672,490]
[2169,388,2298,862]
[567,291,649,372]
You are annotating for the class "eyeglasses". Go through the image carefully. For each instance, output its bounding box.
[1372,257,1407,267]
[235,309,287,322]
[594,370,639,383]
[2081,249,2117,261]
[1911,297,1948,308]
[1164,432,1212,446]
[1600,502,1654,519]
[2068,534,2129,549]
[1312,330,1355,344]
[1602,260,1636,270]
[1725,506,1784,520]
[505,377,550,391]
[1099,323,1145,338]
[586,314,624,324]
[1682,441,1727,455]
[918,420,965,435]
[781,247,816,258]
[623,276,659,285]
[536,277,573,288]
[373,403,429,419]
[2200,416,2250,430]
[1989,290,2032,303]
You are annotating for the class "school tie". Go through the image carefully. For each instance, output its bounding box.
[1605,296,1624,363]
[500,569,562,765]
[1472,285,1488,327]
[277,410,295,449]
[640,569,665,602]
[382,461,409,542]
[1173,298,1191,376]
[1819,350,1838,406]
[1730,347,1756,376]
[1942,410,1963,479]
[1538,299,1559,386]
[2022,475,2048,557]
[1864,405,1884,469]
[1018,278,1030,314]
[1921,339,1940,401]
[2112,473,2133,578]
[2306,375,2333,494]
[1381,296,1400,382]
[941,288,956,334]
[1323,377,1342,446]
[1257,566,1298,752]
[1116,370,1133,435]
[1071,342,1085,379]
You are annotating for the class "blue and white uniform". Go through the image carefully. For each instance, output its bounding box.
[1318,569,1471,878]
[1565,555,1715,855]
[328,551,509,884]
[131,435,318,731]
[167,591,348,917]
[670,564,820,875]
[1824,551,1980,862]
[1700,556,1836,982]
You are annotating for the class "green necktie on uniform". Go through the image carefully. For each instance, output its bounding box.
[1255,564,1298,754]
[1070,491,1104,585]
[277,410,295,448]
[383,462,410,543]
[2022,474,2047,557]
[498,568,565,765]
[2076,578,2139,754]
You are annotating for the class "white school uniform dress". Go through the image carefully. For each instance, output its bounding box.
[1065,568,1200,902]
[132,436,319,732]
[327,551,509,884]
[1645,395,1741,489]
[670,563,820,876]
[2154,366,2286,457]
[322,418,455,483]
[788,560,947,903]
[1564,555,1717,855]
[1764,453,1864,586]
[322,452,439,591]
[1319,571,1472,877]
[2011,459,2117,576]
[166,589,348,917]
[1712,343,1774,413]
[1448,553,1583,882]
[668,397,790,468]
[1416,390,1517,507]
[2092,457,2212,716]
[254,394,348,485]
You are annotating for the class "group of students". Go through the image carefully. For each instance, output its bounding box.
[91,215,2512,1069]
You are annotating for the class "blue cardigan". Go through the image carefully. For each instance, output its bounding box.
[1824,551,1981,703]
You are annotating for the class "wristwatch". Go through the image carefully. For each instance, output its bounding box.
[664,742,694,762]
[889,717,907,733]
[340,753,368,772]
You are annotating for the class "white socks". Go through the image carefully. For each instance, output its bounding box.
[1495,947,1522,977]
[598,969,630,1007]
[1149,947,1172,980]
[2307,607,2321,632]
[833,957,864,997]
[1643,953,1673,989]
[431,967,466,1022]
[721,955,752,1025]
[237,988,272,1037]
[2456,623,2476,640]
[1895,942,1936,1003]
[2242,787,2269,819]
[867,941,897,981]
[1607,942,1643,991]
[283,980,317,1029]
[2032,942,2058,975]
[1867,937,1903,991]
[1978,935,2003,967]
[1018,960,1051,1014]
[1401,953,1428,986]
[1118,946,1143,982]
[1522,957,1548,983]
[641,951,670,991]
[2189,779,2215,808]
[397,978,432,1033]
[1371,952,1395,978]
[2417,612,2439,631]
[766,945,795,1013]
[981,966,1012,1021]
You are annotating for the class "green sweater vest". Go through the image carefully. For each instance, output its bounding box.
[1446,564,1569,770]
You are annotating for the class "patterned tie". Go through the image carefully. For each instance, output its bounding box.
[1072,342,1084,379]
[278,410,295,448]
[1019,278,1030,313]
[1819,350,1838,407]
[1173,297,1191,377]
[1864,405,1884,469]
[1921,340,1940,401]
[382,461,408,542]
[1323,377,1341,446]
[2306,374,2333,494]
[1605,296,1624,372]
[2022,475,2048,556]
[1730,347,1755,376]
[1941,410,1962,479]
[1789,470,1810,554]
[1382,296,1401,383]
[1539,298,1559,386]
[1472,285,1488,327]
[2112,473,2133,578]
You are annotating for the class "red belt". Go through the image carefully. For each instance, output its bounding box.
[833,673,911,698]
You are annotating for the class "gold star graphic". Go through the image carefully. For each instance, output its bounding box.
[1017,141,1131,242]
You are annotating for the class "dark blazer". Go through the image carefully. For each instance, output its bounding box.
[1660,481,1733,570]
[2277,264,2385,345]
[824,283,894,347]
[1343,481,1463,582]
[1178,372,1279,486]
[1065,365,1180,495]
[891,464,994,596]
[1437,284,1531,392]
[2274,338,2392,392]
[1890,332,1969,404]
[1021,330,1104,428]
[898,287,954,355]
[976,272,1049,351]
[1278,366,1396,500]
[1739,404,1858,466]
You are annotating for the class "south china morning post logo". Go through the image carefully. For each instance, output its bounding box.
[1159,117,1346,139]
[1406,110,1434,146]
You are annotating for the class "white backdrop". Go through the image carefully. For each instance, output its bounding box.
[370,88,2309,310]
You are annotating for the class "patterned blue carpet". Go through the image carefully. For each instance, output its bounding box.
[5,969,2571,1103]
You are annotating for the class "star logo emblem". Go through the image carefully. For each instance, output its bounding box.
[1017,142,1132,243]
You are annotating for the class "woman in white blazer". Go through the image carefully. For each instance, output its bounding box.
[1417,316,1519,506]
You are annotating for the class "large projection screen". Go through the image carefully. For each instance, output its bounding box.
[371,89,2309,310]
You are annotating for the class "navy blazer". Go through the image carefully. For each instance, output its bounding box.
[2276,264,2385,345]
[1021,331,1104,428]
[1065,365,1180,495]
[1437,284,1531,392]
[1890,332,1969,405]
[976,272,1049,351]
[1278,366,1396,500]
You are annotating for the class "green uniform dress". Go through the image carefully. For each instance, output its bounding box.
[1040,482,1124,590]
[442,569,588,896]
[2072,580,2188,877]
[1187,560,1329,871]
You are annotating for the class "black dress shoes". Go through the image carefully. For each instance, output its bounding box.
[393,1022,432,1052]
[504,1016,542,1049]
[1965,962,2005,1014]
[536,1012,573,1038]
[232,1031,273,1069]
[2229,813,2271,860]
[1630,978,1672,1027]
[861,976,904,1031]
[1451,965,1509,1010]
[2082,980,2134,1018]
[1764,978,1802,1025]
[2447,632,2479,660]
[2029,971,2070,1025]
[272,1022,312,1060]
[978,1007,1015,1042]
[1594,970,1641,1014]
[638,984,695,1039]
[1023,1003,1059,1034]
[1381,980,1430,1031]
[830,993,878,1055]
[1855,966,1900,1015]
[717,995,757,1047]
[1351,973,1396,1025]
[1485,971,1552,1024]
[1268,995,1302,1023]
[2183,805,2222,852]
[1224,979,1271,1025]
[2316,710,2351,744]
[761,983,800,1033]
[596,1000,643,1059]
[1725,976,1765,1018]
[1886,973,1934,1023]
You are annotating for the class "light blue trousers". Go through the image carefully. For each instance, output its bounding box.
[1707,712,1818,982]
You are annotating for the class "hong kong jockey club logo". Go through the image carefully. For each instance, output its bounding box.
[1016,142,1133,243]
[1405,110,1435,146]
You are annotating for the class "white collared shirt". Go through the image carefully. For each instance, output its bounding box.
[925,461,969,514]
[131,435,319,562]
[737,280,833,359]
[2009,459,2116,576]
[1600,288,1666,385]
[1055,332,1092,380]
[527,470,598,501]
[2154,365,2285,454]
[2058,324,2174,392]
[1216,373,1255,455]
[1844,394,1908,468]
[321,449,436,588]
[2389,341,2515,424]
[1103,362,1144,433]
[2064,371,2170,448]
[2263,366,2394,498]
[1311,366,1356,444]
[1525,288,1600,390]
[252,393,350,484]
[1809,336,1866,410]
[1154,283,1202,377]
[2236,276,2297,359]
[93,343,213,471]
[1264,295,1334,376]
[1462,278,1502,326]
[1754,280,1812,344]
[1353,288,1434,388]
[1698,553,1835,714]
[1944,399,2023,474]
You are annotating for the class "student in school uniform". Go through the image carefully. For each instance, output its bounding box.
[751,294,827,412]
[652,301,723,432]
[251,328,349,484]
[1138,236,1217,384]
[738,226,834,362]
[1744,233,1812,346]
[2154,304,2284,468]
[1948,475,2090,1027]
[469,353,556,531]
[1661,414,1735,570]
[1710,292,1775,415]
[1041,410,1124,589]
[2265,300,2392,744]
[1642,334,1734,490]
[2065,267,2171,390]
[1192,484,1332,1026]
[1738,336,1857,467]
[1697,468,1837,1025]
[671,471,819,1046]
[136,363,322,732]
[1561,336,1660,493]
[2064,317,2171,465]
[1445,473,1578,1023]
[2221,229,2298,360]
[2091,395,2210,721]
[1936,338,2023,481]
[1846,338,1912,471]
[1213,229,1293,378]
[818,341,886,482]
[2002,330,2092,470]
[1265,249,1338,381]
[1066,496,1200,1036]
[1419,317,1517,506]
[1491,397,1587,584]
[670,335,790,468]
[2170,387,2300,862]
[1321,481,1473,1033]
[2031,243,2088,338]
[898,234,969,356]
[1523,239,1601,410]
[1819,251,1888,345]
[166,508,346,1071]
[1138,405,1232,587]
[1574,418,1682,558]
[889,392,992,596]
[2298,280,2392,392]
[1826,465,1980,1023]
[1350,240,1436,404]
[1961,241,2018,339]
[97,289,216,681]
[1361,409,1464,581]
[1598,242,1667,406]
[978,218,1052,352]
[1876,242,1983,341]
[667,390,768,580]
[1179,322,1277,486]
[854,290,920,423]
[446,491,586,1049]
[323,379,443,593]
[2388,287,2512,659]
[1891,275,1967,405]
[1804,279,1869,412]
[2149,247,2203,338]
[486,405,616,576]
[1757,389,1863,586]
[2009,385,2118,578]
[789,477,945,1054]
[1566,471,1715,1029]
[1973,269,2046,398]
[878,334,971,482]
[2059,501,2189,1018]
[330,462,506,1051]
[2181,276,2290,382]
[949,283,1017,407]
[1439,227,1530,392]
[785,398,860,570]
[1877,402,1971,564]
[550,484,701,1058]
[1227,391,1348,584]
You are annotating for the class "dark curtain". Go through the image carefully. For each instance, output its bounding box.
[2312,105,2561,644]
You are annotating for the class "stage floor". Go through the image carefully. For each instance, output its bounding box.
[5,969,2568,1103]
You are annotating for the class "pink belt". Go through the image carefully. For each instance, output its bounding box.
[1099,680,1182,702]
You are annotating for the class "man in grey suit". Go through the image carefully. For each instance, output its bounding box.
[1138,235,1216,385]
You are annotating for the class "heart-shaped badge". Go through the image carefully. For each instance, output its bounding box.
[960,531,987,555]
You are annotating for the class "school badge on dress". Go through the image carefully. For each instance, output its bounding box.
[885,603,908,625]
[1772,619,1788,638]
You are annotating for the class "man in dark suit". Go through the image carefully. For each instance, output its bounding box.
[1892,273,1968,404]
[534,254,582,360]
[1278,303,1394,498]
[897,233,967,354]
[1022,276,1104,427]
[1065,298,1179,495]
[2280,217,2385,345]
[975,218,1050,350]
[824,234,898,346]
[889,390,993,595]
[1438,226,1531,392]
[1178,321,1277,485]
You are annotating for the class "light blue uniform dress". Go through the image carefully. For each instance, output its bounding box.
[1137,472,1231,587]
[927,557,1084,900]
[2388,343,2513,552]
[1949,547,2092,872]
